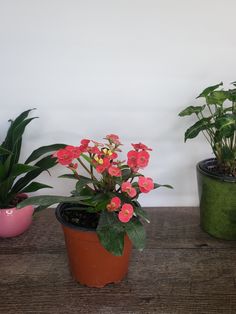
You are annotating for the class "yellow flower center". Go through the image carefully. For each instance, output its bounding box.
[94,155,103,164]
[103,148,113,156]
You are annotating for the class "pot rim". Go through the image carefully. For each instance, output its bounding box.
[55,203,97,232]
[197,158,236,183]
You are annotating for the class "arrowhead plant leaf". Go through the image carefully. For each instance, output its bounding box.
[184,118,211,141]
[179,81,236,176]
[179,105,206,117]
[197,82,223,98]
[215,114,236,138]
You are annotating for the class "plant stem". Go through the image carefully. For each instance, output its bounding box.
[197,113,213,146]
[77,158,92,175]
[89,153,98,191]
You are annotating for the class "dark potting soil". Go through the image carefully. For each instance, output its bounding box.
[209,165,235,177]
[10,194,28,207]
[199,159,236,179]
[62,208,100,230]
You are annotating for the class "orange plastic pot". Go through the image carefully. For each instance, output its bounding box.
[56,204,132,288]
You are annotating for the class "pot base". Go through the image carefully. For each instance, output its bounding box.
[74,276,123,288]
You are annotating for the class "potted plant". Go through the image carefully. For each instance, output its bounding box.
[0,109,65,238]
[19,134,172,287]
[179,81,236,240]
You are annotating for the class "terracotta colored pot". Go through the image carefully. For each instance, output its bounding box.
[0,205,34,238]
[56,203,132,288]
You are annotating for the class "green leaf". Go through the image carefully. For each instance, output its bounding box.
[1,109,34,150]
[206,91,229,106]
[0,146,12,156]
[10,109,36,130]
[8,117,37,167]
[76,176,94,193]
[213,106,233,118]
[228,88,236,102]
[197,82,223,98]
[89,193,110,211]
[121,168,132,181]
[184,118,211,141]
[178,105,206,117]
[59,174,77,179]
[120,165,130,169]
[19,182,52,193]
[215,114,236,138]
[17,195,91,208]
[73,185,96,197]
[124,218,146,251]
[134,205,150,223]
[0,177,15,205]
[11,155,57,194]
[11,138,22,167]
[10,164,39,177]
[80,153,94,166]
[11,118,37,151]
[154,183,173,189]
[0,162,6,180]
[97,211,125,256]
[3,154,12,177]
[1,109,37,171]
[117,192,136,204]
[25,143,66,164]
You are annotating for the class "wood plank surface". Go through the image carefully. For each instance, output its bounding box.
[1,207,236,314]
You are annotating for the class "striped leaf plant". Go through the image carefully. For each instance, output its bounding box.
[0,109,65,208]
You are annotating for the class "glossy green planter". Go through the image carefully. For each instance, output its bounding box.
[197,159,236,240]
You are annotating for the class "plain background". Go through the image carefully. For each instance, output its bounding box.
[0,0,235,206]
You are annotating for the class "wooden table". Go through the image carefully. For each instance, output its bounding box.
[1,207,236,314]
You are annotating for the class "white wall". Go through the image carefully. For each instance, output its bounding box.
[0,0,235,206]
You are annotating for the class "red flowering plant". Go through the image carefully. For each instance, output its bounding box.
[18,134,172,255]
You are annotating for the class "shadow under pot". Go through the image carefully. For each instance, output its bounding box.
[0,194,34,238]
[197,158,236,240]
[55,203,132,288]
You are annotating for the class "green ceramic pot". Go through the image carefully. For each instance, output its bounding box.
[197,158,236,240]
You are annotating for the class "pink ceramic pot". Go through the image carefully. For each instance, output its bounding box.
[0,205,34,238]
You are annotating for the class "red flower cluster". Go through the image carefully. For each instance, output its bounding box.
[119,204,134,223]
[106,176,154,223]
[55,139,91,166]
[131,143,152,151]
[106,198,134,223]
[54,135,155,224]
[92,149,120,176]
[138,176,154,193]
[106,197,121,211]
[106,134,121,145]
[121,182,137,198]
[127,148,150,172]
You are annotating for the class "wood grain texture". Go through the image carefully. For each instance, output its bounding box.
[1,207,236,314]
